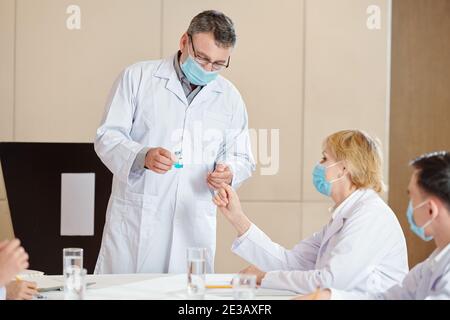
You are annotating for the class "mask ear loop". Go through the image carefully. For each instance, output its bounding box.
[327,161,347,184]
[414,200,435,229]
[329,174,347,184]
[413,199,429,211]
[421,217,435,229]
[325,161,342,169]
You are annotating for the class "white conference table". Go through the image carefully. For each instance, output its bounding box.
[35,273,297,300]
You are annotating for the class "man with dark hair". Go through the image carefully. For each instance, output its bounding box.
[297,151,450,299]
[94,11,255,274]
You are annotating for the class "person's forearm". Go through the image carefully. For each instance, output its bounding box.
[229,212,252,237]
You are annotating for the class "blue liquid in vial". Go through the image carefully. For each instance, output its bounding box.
[173,151,183,168]
[174,162,184,169]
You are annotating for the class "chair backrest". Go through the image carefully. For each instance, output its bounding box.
[0,142,112,274]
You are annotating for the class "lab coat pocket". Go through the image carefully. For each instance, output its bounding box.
[107,197,128,236]
[122,193,158,241]
[204,111,232,131]
[126,169,161,197]
[134,194,159,241]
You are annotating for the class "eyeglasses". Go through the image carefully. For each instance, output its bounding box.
[188,34,230,71]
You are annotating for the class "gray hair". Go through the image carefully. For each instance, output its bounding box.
[187,10,236,48]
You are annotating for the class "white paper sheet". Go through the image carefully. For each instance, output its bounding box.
[86,274,186,300]
[85,274,296,300]
[60,173,95,236]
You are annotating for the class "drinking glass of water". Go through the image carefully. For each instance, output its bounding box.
[232,274,256,300]
[63,248,83,274]
[186,247,206,299]
[64,267,87,300]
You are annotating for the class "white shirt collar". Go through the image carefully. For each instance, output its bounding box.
[429,242,450,272]
[329,189,365,220]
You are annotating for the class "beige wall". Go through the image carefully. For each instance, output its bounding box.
[14,0,162,142]
[0,0,391,272]
[0,0,15,241]
[0,0,14,141]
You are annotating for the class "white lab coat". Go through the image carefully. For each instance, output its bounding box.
[232,189,409,294]
[0,286,5,300]
[330,242,450,300]
[94,55,255,274]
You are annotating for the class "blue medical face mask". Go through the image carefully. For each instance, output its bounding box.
[406,200,434,242]
[312,161,346,197]
[181,54,219,86]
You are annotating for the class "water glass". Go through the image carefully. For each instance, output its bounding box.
[64,267,87,300]
[63,248,83,274]
[232,274,256,300]
[187,247,206,299]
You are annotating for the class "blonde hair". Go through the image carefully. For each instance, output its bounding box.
[324,130,385,193]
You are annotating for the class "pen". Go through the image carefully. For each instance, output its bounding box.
[205,285,233,289]
[57,282,96,291]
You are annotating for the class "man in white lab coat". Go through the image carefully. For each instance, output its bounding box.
[297,151,450,300]
[94,10,255,274]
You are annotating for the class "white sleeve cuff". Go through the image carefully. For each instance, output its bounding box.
[231,223,255,251]
[260,271,279,289]
[0,286,6,300]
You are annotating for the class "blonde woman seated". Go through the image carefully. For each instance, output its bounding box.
[213,130,408,295]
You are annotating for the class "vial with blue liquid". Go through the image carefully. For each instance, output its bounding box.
[173,150,183,169]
